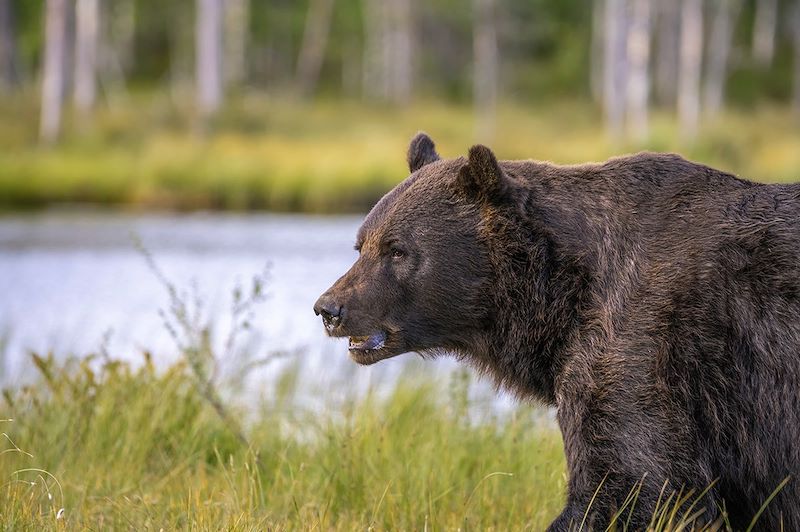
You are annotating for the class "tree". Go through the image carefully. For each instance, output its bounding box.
[590,0,605,103]
[626,0,651,142]
[0,0,18,90]
[224,0,249,87]
[473,0,498,141]
[40,0,68,144]
[74,0,99,115]
[387,0,413,104]
[793,0,800,116]
[752,0,777,66]
[196,0,223,119]
[362,0,413,104]
[678,0,702,142]
[362,0,387,100]
[704,0,741,117]
[296,0,335,97]
[603,0,627,140]
[654,0,679,106]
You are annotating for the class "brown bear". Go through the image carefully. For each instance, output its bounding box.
[314,133,800,530]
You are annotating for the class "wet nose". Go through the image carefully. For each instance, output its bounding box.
[313,295,342,329]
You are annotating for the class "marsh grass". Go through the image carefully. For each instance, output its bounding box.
[0,351,569,529]
[0,93,798,212]
[4,351,779,531]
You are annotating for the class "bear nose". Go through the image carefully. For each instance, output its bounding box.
[313,295,342,330]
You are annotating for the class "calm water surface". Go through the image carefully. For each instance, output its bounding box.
[0,211,517,411]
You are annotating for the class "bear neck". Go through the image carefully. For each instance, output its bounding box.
[472,165,603,405]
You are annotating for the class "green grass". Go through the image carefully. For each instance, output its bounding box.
[0,91,798,212]
[0,354,565,530]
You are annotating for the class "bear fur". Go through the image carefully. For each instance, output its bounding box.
[314,133,800,530]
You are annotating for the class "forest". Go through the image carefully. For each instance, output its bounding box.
[0,0,798,211]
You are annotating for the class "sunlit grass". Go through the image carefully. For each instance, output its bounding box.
[0,92,797,212]
[0,354,565,529]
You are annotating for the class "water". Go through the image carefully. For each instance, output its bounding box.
[0,210,519,413]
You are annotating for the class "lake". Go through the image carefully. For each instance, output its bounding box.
[0,210,519,413]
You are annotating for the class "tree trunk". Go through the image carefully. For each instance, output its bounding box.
[793,0,800,116]
[473,0,498,142]
[224,0,248,87]
[590,0,605,103]
[74,0,99,115]
[0,0,18,90]
[107,0,135,76]
[196,0,223,118]
[752,0,777,66]
[678,0,702,142]
[362,0,413,104]
[296,0,335,97]
[654,0,679,106]
[391,0,413,104]
[603,0,627,140]
[40,0,68,144]
[704,0,741,117]
[362,0,387,100]
[626,0,651,142]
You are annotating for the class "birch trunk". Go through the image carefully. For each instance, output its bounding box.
[74,0,99,114]
[362,0,387,100]
[678,0,702,142]
[196,0,223,118]
[362,0,413,104]
[704,0,740,117]
[603,0,627,140]
[626,0,651,142]
[224,0,249,87]
[296,0,335,97]
[752,0,777,66]
[654,0,679,106]
[388,0,413,104]
[40,0,68,144]
[108,0,134,76]
[473,0,498,141]
[793,1,800,116]
[0,0,18,90]
[591,0,605,103]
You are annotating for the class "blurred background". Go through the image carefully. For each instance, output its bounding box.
[1,0,800,398]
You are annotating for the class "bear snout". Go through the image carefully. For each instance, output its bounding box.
[313,293,343,332]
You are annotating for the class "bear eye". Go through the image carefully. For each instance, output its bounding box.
[390,247,405,259]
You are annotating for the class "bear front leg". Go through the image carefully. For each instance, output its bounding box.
[545,474,655,532]
[550,393,666,530]
[546,501,586,532]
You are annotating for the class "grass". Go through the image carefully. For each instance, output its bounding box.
[0,90,798,212]
[0,354,566,530]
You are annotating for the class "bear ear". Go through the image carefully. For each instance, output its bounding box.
[407,132,440,173]
[457,144,509,203]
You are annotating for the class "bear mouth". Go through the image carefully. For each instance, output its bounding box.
[348,331,397,364]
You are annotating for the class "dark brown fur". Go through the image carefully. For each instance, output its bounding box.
[314,133,800,530]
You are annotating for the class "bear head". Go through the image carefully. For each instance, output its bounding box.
[313,132,517,365]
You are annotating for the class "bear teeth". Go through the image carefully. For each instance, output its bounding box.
[349,332,387,351]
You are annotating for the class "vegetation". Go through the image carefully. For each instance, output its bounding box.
[1,94,798,213]
[2,0,798,211]
[0,353,566,530]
